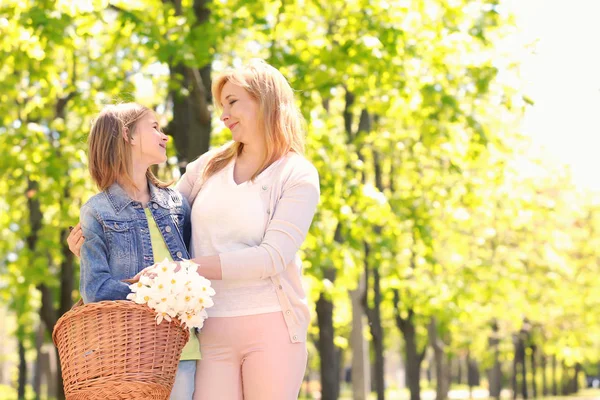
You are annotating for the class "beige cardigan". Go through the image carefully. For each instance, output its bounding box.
[176,146,320,343]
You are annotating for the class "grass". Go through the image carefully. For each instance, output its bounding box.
[2,383,598,400]
[0,384,55,400]
[299,388,600,400]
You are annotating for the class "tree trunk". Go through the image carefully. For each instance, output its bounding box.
[371,270,385,400]
[301,359,310,400]
[561,362,579,395]
[20,177,42,400]
[551,355,558,396]
[39,350,54,400]
[512,331,527,399]
[349,273,370,400]
[512,350,518,400]
[55,346,65,400]
[316,290,339,400]
[37,226,74,400]
[561,360,568,395]
[18,340,27,400]
[521,345,528,399]
[363,241,385,400]
[489,321,502,399]
[394,290,424,400]
[573,363,581,394]
[33,324,44,400]
[428,318,449,400]
[541,353,548,396]
[368,142,386,400]
[457,355,463,385]
[427,365,432,388]
[169,62,212,170]
[530,345,537,399]
[404,322,423,400]
[55,226,74,400]
[467,351,480,398]
[166,0,213,172]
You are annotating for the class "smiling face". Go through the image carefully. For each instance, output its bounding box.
[130,111,168,166]
[219,81,262,146]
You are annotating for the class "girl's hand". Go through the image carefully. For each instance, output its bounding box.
[67,223,84,258]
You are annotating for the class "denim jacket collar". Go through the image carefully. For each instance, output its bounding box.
[106,181,171,214]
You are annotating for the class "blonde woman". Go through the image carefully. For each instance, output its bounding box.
[67,103,200,399]
[177,59,320,400]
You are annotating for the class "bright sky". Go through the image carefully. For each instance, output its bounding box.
[509,0,600,190]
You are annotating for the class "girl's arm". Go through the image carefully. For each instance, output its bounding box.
[79,205,131,302]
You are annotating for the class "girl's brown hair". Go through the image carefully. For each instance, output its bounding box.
[88,103,169,191]
[206,59,306,181]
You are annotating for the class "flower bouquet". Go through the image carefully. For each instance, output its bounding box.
[127,258,216,329]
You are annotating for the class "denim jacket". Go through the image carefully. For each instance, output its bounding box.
[79,181,191,303]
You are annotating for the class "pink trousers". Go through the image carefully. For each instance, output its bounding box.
[193,312,307,400]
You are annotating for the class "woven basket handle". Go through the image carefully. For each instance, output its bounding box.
[70,278,139,310]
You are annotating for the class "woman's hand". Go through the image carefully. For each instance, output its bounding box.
[67,223,84,258]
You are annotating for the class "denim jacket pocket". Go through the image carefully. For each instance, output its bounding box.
[102,219,135,279]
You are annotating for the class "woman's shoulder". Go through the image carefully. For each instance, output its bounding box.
[280,152,318,177]
[185,143,230,174]
[276,152,319,188]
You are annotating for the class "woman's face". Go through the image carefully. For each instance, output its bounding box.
[219,81,262,145]
[130,112,168,166]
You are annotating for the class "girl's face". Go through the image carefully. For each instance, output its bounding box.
[130,112,168,166]
[219,81,262,146]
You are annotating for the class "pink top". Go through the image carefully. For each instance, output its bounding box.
[176,145,320,343]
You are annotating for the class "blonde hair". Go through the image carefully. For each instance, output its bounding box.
[88,103,169,191]
[207,59,305,181]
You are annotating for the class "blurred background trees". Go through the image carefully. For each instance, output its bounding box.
[1,0,599,399]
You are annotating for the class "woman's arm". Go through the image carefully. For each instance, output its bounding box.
[175,160,199,204]
[176,149,218,205]
[192,162,320,281]
[79,205,131,303]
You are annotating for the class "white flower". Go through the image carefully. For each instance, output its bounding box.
[127,259,215,330]
[198,282,216,297]
[196,292,214,309]
[179,259,198,273]
[175,292,197,313]
[153,273,174,295]
[181,312,205,330]
[129,280,145,293]
[155,258,178,274]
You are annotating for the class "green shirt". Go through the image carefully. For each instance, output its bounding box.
[145,208,201,360]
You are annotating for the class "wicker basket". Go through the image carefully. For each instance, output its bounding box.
[52,299,190,400]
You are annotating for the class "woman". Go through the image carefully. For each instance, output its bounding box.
[69,102,200,400]
[177,59,320,400]
[70,59,320,399]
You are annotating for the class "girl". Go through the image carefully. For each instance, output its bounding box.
[72,103,200,399]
